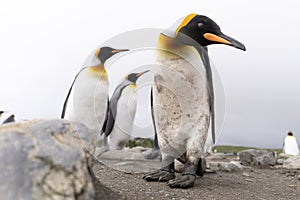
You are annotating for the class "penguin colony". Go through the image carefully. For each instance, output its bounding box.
[62,13,246,188]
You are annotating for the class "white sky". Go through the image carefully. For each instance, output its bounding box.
[0,0,299,148]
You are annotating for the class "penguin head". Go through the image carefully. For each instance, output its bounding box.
[126,70,150,84]
[0,111,7,117]
[95,47,129,63]
[172,14,246,51]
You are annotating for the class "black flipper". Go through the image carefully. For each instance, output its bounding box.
[197,46,216,144]
[102,80,130,137]
[2,115,15,124]
[61,67,86,118]
[100,98,110,135]
[151,87,160,150]
[144,87,161,160]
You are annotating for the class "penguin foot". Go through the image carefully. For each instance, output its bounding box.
[167,174,196,189]
[143,149,161,160]
[95,146,109,158]
[143,169,175,182]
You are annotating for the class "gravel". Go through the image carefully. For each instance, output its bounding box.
[93,161,300,200]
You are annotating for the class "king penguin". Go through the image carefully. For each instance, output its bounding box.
[101,70,149,151]
[143,14,246,188]
[61,47,128,138]
[0,111,15,124]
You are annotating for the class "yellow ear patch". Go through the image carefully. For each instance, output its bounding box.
[203,33,231,45]
[95,48,101,57]
[175,13,197,37]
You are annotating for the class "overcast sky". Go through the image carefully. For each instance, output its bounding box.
[0,0,299,148]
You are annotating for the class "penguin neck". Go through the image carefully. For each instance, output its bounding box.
[157,34,195,59]
[122,83,137,94]
[129,83,137,91]
[157,33,202,65]
[89,63,108,80]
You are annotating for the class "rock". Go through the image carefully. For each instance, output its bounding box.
[283,155,300,170]
[242,172,250,177]
[128,146,151,153]
[206,153,226,160]
[228,161,243,172]
[0,119,118,200]
[208,161,242,172]
[298,174,300,181]
[278,153,294,160]
[239,149,276,167]
[276,159,285,165]
[143,148,161,160]
[99,149,146,161]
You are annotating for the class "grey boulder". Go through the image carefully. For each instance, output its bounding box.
[239,149,276,167]
[283,155,300,170]
[0,119,96,200]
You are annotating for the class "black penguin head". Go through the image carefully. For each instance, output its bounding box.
[287,131,293,136]
[0,111,4,116]
[126,70,150,84]
[95,47,129,63]
[176,14,246,51]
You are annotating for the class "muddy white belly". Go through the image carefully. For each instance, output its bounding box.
[153,48,211,158]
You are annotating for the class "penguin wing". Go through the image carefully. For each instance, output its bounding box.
[101,98,110,135]
[2,114,15,124]
[197,46,216,144]
[103,80,130,137]
[61,67,87,118]
[150,87,159,150]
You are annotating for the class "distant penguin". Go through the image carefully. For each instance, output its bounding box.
[283,131,300,156]
[0,111,15,124]
[143,14,246,188]
[101,70,149,151]
[61,47,128,138]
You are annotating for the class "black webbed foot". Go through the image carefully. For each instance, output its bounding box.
[143,169,175,182]
[143,161,175,182]
[167,174,196,189]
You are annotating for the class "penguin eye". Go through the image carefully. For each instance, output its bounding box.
[197,23,204,28]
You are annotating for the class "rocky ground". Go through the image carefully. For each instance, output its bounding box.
[1,121,299,200]
[94,149,300,200]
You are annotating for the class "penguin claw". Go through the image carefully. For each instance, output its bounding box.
[143,170,175,182]
[167,174,196,189]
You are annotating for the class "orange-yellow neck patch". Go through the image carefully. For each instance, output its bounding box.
[89,64,107,79]
[129,84,137,91]
[89,63,105,72]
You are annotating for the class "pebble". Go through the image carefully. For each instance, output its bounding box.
[242,172,250,177]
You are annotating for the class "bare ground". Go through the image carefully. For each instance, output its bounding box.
[93,161,300,200]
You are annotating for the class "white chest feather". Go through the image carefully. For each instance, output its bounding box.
[64,68,108,139]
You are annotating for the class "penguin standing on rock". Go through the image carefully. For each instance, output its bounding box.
[61,47,129,138]
[143,14,246,188]
[101,70,149,151]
